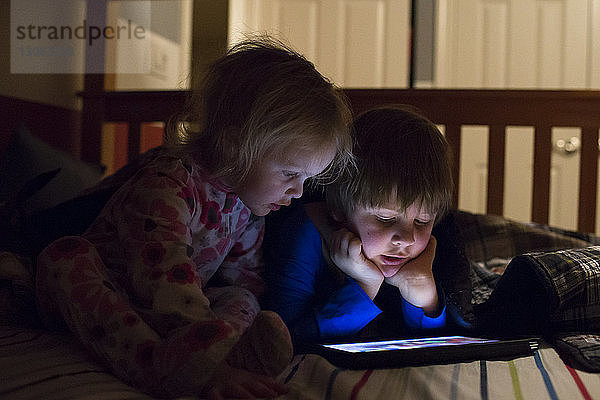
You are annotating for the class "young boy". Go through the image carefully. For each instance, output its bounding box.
[262,106,473,342]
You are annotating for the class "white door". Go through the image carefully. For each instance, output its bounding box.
[228,0,411,88]
[434,0,600,232]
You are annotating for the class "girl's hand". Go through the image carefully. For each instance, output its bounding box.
[330,228,384,299]
[384,236,439,315]
[206,362,288,400]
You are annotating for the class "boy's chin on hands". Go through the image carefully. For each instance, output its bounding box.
[375,257,408,278]
[384,265,440,316]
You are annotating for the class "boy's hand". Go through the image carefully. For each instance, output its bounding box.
[384,236,439,316]
[330,228,384,299]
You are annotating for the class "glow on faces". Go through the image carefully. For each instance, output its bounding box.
[346,201,436,278]
[235,145,337,216]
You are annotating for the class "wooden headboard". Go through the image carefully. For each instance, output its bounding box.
[79,89,600,233]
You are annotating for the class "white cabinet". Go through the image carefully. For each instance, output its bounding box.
[228,0,411,87]
[435,0,600,231]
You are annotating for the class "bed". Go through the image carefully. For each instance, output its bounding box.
[1,88,600,399]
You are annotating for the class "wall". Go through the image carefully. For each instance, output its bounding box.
[0,1,84,111]
[0,1,84,156]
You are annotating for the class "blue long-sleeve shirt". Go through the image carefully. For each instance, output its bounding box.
[262,202,446,342]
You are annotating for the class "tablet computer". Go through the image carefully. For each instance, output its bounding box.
[300,335,540,369]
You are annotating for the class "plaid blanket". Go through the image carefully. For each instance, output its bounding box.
[518,246,600,309]
[479,246,600,333]
[454,211,600,371]
[454,211,599,265]
[553,333,600,372]
[454,211,600,331]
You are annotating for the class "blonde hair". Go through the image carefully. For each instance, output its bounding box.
[327,106,453,221]
[165,35,353,187]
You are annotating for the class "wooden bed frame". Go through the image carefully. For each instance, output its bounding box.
[79,89,600,233]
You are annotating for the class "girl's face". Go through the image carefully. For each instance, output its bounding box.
[235,146,336,216]
[346,202,436,278]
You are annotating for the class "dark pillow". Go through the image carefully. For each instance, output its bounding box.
[0,124,104,214]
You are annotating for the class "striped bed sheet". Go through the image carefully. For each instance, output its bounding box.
[2,324,598,400]
[0,326,143,400]
[0,325,192,400]
[279,349,600,400]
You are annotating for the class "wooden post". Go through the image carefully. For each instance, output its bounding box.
[80,2,106,165]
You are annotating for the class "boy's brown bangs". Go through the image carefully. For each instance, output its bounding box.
[351,176,450,219]
[349,142,452,217]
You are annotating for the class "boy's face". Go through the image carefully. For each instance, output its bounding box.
[236,145,336,216]
[346,202,436,278]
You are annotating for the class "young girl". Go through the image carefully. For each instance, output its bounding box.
[263,106,473,343]
[35,37,352,399]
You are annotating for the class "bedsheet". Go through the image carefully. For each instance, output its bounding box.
[2,324,599,400]
[279,349,600,400]
[0,326,165,400]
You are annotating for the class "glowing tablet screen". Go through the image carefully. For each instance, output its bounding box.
[321,336,500,353]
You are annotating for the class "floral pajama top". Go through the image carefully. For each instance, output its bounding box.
[36,150,265,396]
